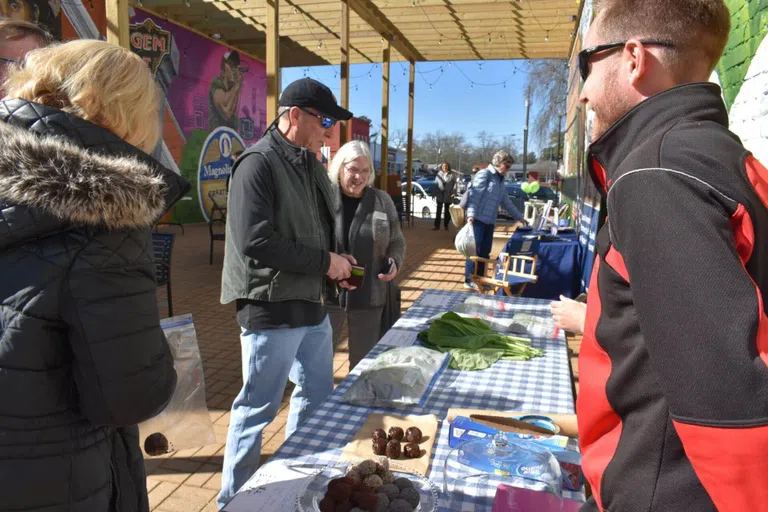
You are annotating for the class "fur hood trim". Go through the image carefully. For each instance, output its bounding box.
[0,121,167,230]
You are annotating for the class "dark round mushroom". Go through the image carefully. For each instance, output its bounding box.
[385,439,401,459]
[372,428,388,441]
[372,437,388,456]
[404,442,420,459]
[143,432,170,456]
[387,426,404,442]
[405,426,423,443]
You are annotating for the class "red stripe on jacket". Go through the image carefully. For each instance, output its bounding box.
[577,257,623,512]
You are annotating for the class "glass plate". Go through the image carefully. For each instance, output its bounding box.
[295,461,438,512]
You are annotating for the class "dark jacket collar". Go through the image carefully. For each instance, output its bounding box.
[588,82,728,192]
[267,126,317,170]
[0,99,189,248]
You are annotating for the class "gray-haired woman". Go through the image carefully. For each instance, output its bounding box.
[328,140,406,370]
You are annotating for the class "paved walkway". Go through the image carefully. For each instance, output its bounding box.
[146,220,581,511]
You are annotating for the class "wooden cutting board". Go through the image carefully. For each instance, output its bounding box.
[340,413,438,476]
[447,408,578,438]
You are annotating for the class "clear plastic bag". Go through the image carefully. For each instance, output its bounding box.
[340,346,449,409]
[138,314,216,455]
[426,304,520,332]
[454,222,476,258]
[510,313,559,339]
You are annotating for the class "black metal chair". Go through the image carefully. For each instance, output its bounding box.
[208,190,227,265]
[152,232,175,317]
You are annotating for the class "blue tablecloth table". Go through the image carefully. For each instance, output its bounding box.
[225,290,580,511]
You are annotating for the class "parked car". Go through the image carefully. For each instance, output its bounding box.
[498,181,559,219]
[401,181,437,219]
[416,177,437,197]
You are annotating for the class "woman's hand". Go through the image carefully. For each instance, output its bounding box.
[378,258,398,282]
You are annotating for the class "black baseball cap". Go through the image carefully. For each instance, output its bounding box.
[278,78,353,121]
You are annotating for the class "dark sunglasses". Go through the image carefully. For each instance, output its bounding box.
[299,107,336,129]
[578,39,675,81]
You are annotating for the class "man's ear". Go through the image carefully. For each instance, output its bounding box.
[624,39,647,87]
[288,106,301,125]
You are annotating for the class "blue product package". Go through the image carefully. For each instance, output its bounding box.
[450,416,583,491]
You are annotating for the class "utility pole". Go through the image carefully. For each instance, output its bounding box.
[556,114,564,166]
[522,86,531,179]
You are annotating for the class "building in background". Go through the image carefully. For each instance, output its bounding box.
[371,144,406,176]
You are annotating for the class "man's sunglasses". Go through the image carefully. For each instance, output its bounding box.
[578,39,675,81]
[299,107,336,129]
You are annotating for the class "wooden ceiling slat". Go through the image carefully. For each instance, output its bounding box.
[136,0,579,67]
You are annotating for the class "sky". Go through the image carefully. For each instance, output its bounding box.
[280,59,546,153]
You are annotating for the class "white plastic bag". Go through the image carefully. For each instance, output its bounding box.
[340,346,449,409]
[139,314,216,455]
[454,222,476,258]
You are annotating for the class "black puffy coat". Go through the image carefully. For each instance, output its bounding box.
[0,99,189,511]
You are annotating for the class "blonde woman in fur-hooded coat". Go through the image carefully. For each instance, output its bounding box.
[0,40,189,511]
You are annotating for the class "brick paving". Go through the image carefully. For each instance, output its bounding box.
[147,219,581,511]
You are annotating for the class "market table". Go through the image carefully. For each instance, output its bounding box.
[496,231,582,300]
[223,289,579,512]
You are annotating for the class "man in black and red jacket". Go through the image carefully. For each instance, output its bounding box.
[577,1,768,511]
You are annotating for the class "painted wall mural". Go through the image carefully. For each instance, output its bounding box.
[0,0,61,39]
[22,1,268,224]
[128,10,266,224]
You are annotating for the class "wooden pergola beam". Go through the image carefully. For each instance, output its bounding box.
[340,0,350,144]
[106,0,130,48]
[405,59,415,223]
[266,0,279,122]
[379,39,391,190]
[348,0,425,62]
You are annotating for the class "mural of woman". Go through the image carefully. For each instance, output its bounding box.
[0,0,61,39]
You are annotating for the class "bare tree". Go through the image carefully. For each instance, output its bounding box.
[472,130,499,165]
[389,128,408,151]
[525,59,568,148]
[500,134,521,161]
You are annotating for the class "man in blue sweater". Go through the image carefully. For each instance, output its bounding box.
[464,150,526,290]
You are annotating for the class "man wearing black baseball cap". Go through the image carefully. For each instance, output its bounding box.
[218,78,354,508]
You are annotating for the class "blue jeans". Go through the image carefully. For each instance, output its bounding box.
[217,316,334,509]
[465,220,495,282]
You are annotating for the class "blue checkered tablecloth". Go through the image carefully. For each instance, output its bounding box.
[234,290,580,511]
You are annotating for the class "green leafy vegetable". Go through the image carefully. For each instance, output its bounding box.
[418,312,544,370]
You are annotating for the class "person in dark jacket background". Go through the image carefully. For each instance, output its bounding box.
[433,161,457,231]
[327,141,406,370]
[0,40,187,511]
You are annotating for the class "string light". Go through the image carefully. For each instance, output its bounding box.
[184,0,190,6]
[545,32,550,42]
[317,41,323,49]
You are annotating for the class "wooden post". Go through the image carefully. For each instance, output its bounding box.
[105,0,130,49]
[340,0,350,144]
[405,60,415,224]
[266,0,280,122]
[379,39,390,191]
